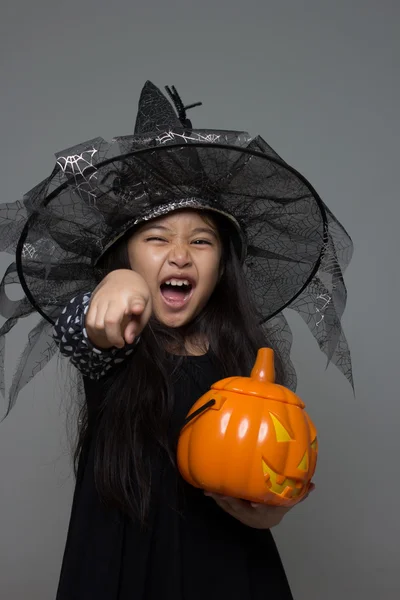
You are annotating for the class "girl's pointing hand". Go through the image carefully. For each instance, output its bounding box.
[85,269,152,349]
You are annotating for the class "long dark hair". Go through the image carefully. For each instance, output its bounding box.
[74,211,281,524]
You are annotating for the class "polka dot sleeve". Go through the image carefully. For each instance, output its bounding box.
[52,292,139,380]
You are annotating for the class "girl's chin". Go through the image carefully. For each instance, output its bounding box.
[156,312,195,329]
[153,302,201,329]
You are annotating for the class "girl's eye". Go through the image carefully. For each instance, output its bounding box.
[146,237,167,242]
[192,240,212,245]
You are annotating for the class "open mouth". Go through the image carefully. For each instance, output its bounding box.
[160,278,194,309]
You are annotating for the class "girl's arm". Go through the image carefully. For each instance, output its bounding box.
[52,292,139,380]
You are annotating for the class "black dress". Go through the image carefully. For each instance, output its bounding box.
[55,350,294,600]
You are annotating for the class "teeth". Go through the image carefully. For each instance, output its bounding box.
[164,279,190,286]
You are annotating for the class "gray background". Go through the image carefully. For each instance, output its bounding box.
[0,1,399,598]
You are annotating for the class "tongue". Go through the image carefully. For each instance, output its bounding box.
[161,286,188,301]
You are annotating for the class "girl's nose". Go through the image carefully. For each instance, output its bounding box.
[168,244,192,269]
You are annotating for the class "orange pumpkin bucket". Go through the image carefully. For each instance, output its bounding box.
[177,348,318,506]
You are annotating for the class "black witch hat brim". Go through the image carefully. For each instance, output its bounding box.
[13,138,328,327]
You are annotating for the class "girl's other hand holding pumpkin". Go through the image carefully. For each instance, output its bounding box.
[205,483,315,529]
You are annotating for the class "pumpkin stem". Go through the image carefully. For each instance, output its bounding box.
[251,348,275,383]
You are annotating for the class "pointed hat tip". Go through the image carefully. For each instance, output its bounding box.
[134,80,181,134]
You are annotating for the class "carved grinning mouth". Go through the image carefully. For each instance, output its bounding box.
[261,459,304,499]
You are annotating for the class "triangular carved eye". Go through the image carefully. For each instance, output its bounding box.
[311,438,318,451]
[298,451,308,471]
[269,413,292,442]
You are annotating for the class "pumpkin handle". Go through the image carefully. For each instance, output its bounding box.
[183,399,216,427]
[182,394,226,428]
[251,348,275,383]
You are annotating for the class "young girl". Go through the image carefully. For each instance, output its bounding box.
[0,82,353,599]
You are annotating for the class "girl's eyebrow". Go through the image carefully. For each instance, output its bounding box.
[191,227,218,239]
[141,225,170,233]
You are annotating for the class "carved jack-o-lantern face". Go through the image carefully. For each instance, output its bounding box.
[177,348,318,506]
[260,408,318,502]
